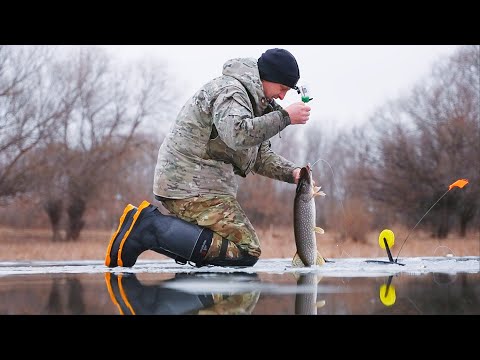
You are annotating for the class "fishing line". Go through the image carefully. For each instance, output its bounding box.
[395,178,468,262]
[311,158,347,220]
[433,245,455,257]
[406,296,424,315]
[310,157,349,257]
[311,159,469,264]
[395,188,450,263]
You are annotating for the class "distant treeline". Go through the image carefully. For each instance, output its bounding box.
[1,45,478,243]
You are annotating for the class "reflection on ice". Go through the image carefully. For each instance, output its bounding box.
[105,272,261,315]
[0,268,478,314]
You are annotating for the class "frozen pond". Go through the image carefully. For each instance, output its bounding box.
[0,256,478,315]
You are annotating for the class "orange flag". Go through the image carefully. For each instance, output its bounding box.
[448,179,469,191]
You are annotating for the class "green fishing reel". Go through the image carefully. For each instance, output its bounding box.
[297,84,313,103]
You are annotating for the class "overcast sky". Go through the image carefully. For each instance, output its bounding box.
[96,45,460,129]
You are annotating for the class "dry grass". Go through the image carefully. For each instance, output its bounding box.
[257,225,479,259]
[0,225,478,262]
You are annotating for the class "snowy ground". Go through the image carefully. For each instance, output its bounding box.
[0,256,478,277]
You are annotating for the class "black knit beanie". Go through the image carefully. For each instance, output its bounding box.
[257,48,300,89]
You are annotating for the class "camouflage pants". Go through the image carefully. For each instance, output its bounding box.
[161,195,261,261]
[198,292,261,315]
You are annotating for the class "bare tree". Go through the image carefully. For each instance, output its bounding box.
[0,45,62,200]
[87,131,162,229]
[403,45,480,236]
[358,45,479,238]
[29,46,171,241]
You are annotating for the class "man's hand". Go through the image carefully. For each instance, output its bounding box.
[285,102,311,125]
[293,167,301,184]
[292,167,317,186]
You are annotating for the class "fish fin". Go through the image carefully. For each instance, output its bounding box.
[314,226,325,234]
[313,186,326,197]
[292,253,305,267]
[316,251,326,266]
[316,300,326,308]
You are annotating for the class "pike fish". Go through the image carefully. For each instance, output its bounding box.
[292,164,326,267]
[294,273,326,315]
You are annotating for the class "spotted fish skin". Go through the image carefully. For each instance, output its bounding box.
[295,273,326,315]
[293,164,326,267]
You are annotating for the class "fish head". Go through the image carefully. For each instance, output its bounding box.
[295,165,314,198]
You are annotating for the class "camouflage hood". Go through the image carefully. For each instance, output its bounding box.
[221,57,268,117]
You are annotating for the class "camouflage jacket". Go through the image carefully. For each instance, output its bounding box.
[153,57,299,199]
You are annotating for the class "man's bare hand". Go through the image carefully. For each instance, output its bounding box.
[285,102,311,125]
[293,167,301,184]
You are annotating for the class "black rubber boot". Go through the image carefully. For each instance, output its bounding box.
[104,272,216,315]
[105,204,177,267]
[105,204,138,267]
[105,201,213,268]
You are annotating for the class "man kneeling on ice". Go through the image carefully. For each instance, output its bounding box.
[105,48,314,268]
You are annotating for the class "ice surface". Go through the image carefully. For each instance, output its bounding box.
[0,256,478,277]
